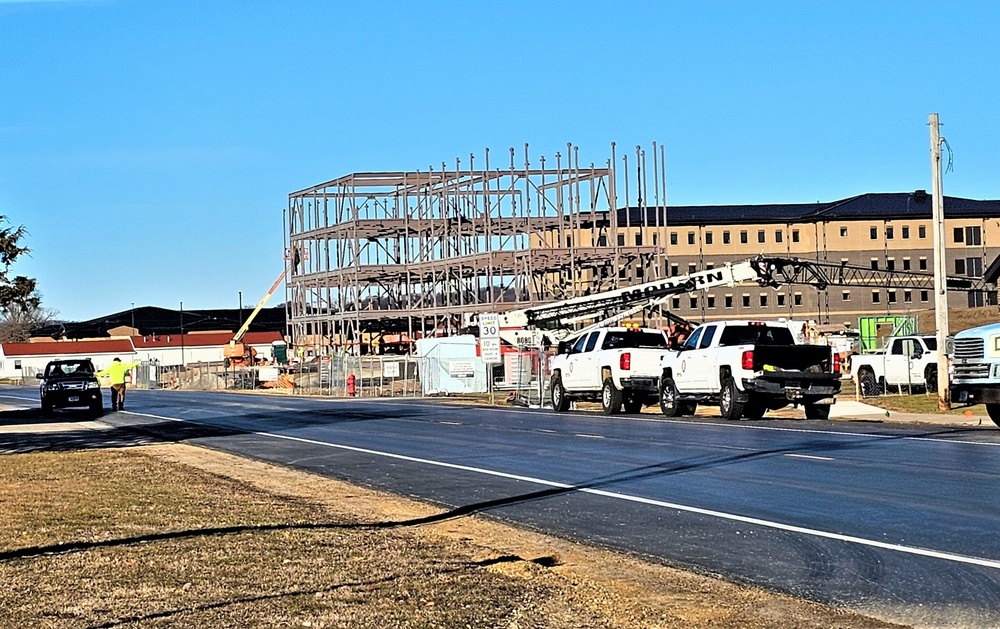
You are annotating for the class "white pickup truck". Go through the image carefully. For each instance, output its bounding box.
[850,335,939,397]
[549,326,670,415]
[659,320,841,420]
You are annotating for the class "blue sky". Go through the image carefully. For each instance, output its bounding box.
[3,0,999,321]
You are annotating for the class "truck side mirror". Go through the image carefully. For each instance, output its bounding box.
[36,373,44,379]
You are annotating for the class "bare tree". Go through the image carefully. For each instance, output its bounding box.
[0,219,44,341]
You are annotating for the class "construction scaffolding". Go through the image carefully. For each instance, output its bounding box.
[285,143,670,355]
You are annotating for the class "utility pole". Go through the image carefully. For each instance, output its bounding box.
[180,301,186,368]
[930,113,950,412]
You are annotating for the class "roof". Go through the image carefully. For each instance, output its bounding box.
[130,331,282,349]
[3,339,135,358]
[31,305,286,340]
[618,191,1000,227]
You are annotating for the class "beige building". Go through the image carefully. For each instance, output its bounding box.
[611,190,998,326]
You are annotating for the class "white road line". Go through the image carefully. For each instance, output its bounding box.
[785,454,835,461]
[124,409,1000,570]
[575,433,604,439]
[439,421,462,425]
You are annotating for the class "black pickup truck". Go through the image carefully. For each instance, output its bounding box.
[37,359,103,414]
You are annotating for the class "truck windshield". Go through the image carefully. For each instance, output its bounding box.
[718,325,795,346]
[602,331,668,349]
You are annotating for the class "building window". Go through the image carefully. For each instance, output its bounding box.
[690,297,698,309]
[888,290,897,304]
[840,227,848,238]
[688,263,697,274]
[14,360,21,370]
[707,295,716,309]
[757,230,765,244]
[635,233,643,246]
[870,227,878,240]
[870,258,879,270]
[566,236,572,247]
[904,290,912,303]
[872,291,880,304]
[966,257,984,277]
[705,231,713,245]
[919,257,928,271]
[653,233,659,246]
[740,230,748,244]
[635,266,644,278]
[775,230,783,243]
[842,291,851,301]
[793,293,802,306]
[670,232,678,246]
[725,295,734,309]
[759,294,768,307]
[956,259,966,275]
[777,293,785,306]
[886,226,894,239]
[921,290,929,302]
[792,229,800,243]
[902,226,910,239]
[688,232,696,245]
[742,294,751,308]
[723,231,731,244]
[671,298,681,310]
[617,234,625,246]
[598,235,607,246]
[706,262,715,270]
[919,225,927,239]
[886,258,895,271]
[954,226,964,243]
[966,226,983,246]
[902,258,911,271]
[619,267,627,278]
[670,264,679,277]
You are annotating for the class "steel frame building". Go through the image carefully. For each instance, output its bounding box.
[286,144,669,354]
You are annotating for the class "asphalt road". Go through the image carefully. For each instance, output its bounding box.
[4,386,1000,628]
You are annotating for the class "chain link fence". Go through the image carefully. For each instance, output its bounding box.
[138,344,557,404]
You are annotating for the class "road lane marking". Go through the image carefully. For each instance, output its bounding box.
[124,409,1000,571]
[439,421,462,425]
[785,454,834,461]
[575,434,604,439]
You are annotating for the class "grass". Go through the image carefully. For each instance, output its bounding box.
[0,445,900,629]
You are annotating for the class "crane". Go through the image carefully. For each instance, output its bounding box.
[224,247,301,368]
[462,255,986,348]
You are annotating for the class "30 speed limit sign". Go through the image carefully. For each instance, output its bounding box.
[478,313,501,363]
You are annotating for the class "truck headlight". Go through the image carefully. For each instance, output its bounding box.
[86,381,100,390]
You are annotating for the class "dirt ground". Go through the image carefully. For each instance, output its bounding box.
[0,443,906,628]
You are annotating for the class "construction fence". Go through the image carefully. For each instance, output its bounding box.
[131,349,556,405]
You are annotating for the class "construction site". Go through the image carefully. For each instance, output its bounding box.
[284,143,678,356]
[284,142,998,364]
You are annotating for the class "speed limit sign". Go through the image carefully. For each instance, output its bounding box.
[479,313,501,363]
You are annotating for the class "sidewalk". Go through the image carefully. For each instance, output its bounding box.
[830,399,989,428]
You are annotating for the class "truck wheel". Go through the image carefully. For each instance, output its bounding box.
[41,397,53,415]
[719,376,745,421]
[743,400,766,420]
[659,377,683,417]
[858,368,883,397]
[987,404,1000,428]
[89,399,104,416]
[550,375,570,412]
[804,403,830,420]
[623,397,643,414]
[601,378,623,415]
[924,365,938,392]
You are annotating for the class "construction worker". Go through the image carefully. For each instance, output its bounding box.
[97,357,141,411]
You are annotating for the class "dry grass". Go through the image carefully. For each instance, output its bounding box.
[0,444,904,629]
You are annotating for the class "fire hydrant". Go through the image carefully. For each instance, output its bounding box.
[346,373,357,397]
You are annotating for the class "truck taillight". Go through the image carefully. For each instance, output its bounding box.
[833,356,841,374]
[741,350,754,371]
[620,352,631,371]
